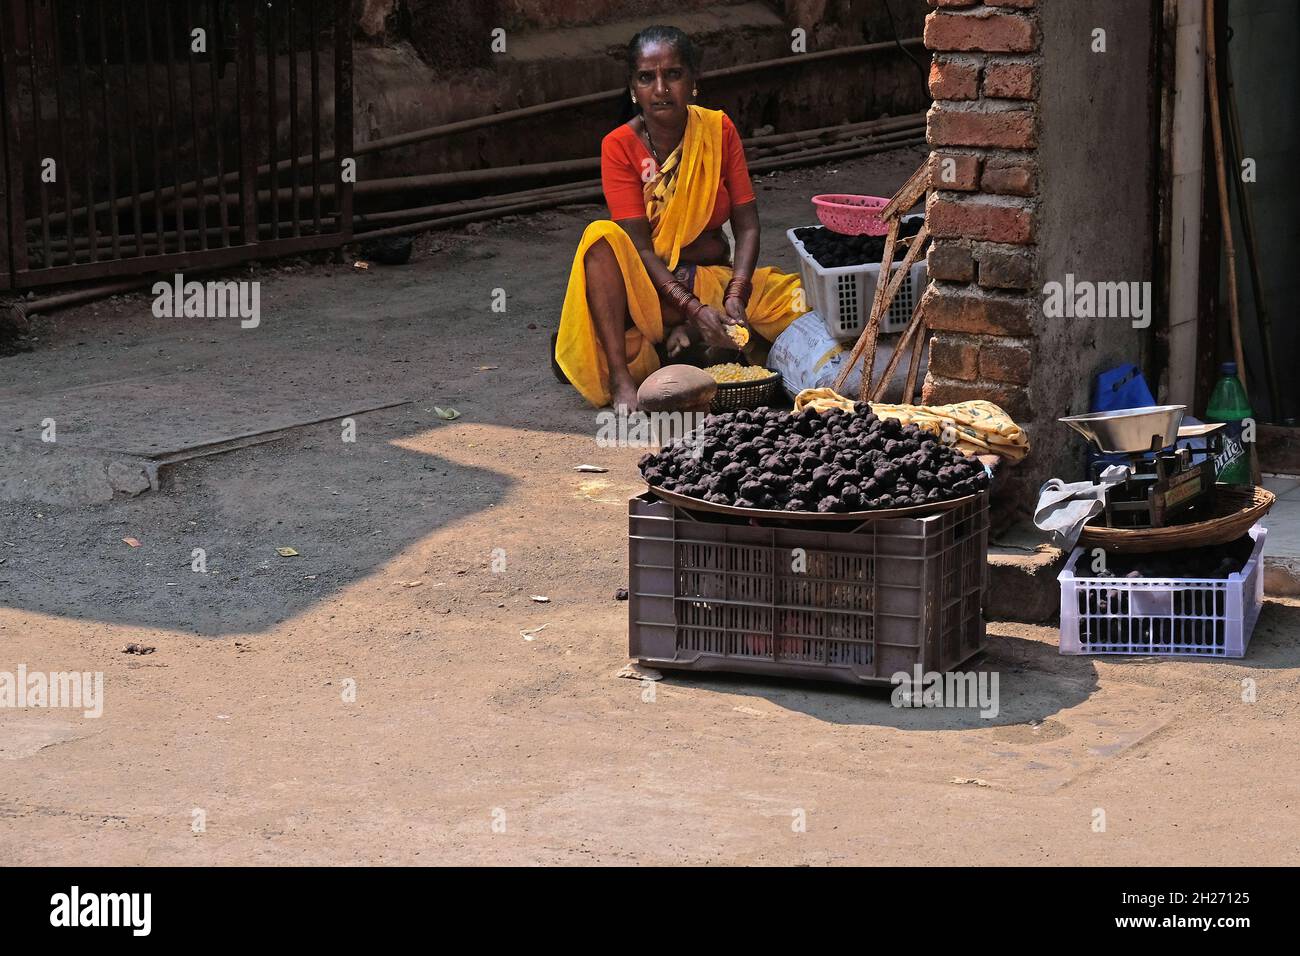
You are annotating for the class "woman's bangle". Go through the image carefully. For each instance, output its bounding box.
[724,275,753,307]
[656,276,706,321]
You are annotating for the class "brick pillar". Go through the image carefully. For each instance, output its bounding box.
[920,0,1041,522]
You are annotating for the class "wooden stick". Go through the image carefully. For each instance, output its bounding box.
[832,153,933,398]
[859,222,930,399]
[832,218,898,397]
[1205,0,1258,482]
[880,154,931,222]
[903,320,927,403]
[1205,0,1246,389]
[871,288,928,402]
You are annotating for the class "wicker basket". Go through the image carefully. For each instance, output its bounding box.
[1078,485,1275,554]
[709,370,783,413]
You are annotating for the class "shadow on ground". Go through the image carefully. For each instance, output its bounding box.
[656,633,1101,728]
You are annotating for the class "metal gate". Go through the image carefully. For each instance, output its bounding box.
[0,0,352,290]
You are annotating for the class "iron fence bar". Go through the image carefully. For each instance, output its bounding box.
[308,0,320,231]
[73,1,97,262]
[334,0,351,239]
[266,1,278,240]
[287,0,299,237]
[184,0,206,250]
[96,0,121,259]
[207,0,229,247]
[25,0,50,268]
[163,0,186,253]
[120,0,145,257]
[236,0,256,246]
[142,0,165,252]
[49,0,74,259]
[0,3,22,283]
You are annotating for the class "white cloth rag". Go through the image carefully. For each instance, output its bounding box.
[1034,465,1129,552]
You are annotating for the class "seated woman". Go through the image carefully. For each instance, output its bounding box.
[555,25,807,411]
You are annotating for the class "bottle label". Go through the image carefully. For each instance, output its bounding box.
[1213,423,1248,481]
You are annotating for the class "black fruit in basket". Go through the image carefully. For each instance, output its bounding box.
[639,404,989,513]
[793,218,925,269]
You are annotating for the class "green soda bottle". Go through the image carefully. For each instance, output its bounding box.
[1205,361,1252,485]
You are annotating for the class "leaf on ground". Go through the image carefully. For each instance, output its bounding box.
[434,406,461,421]
[276,547,299,557]
[123,537,141,548]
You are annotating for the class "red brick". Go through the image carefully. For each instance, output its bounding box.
[978,339,1034,385]
[928,196,1034,244]
[983,61,1037,99]
[922,377,1033,421]
[922,287,1034,336]
[928,335,980,381]
[929,58,979,100]
[987,0,1036,7]
[980,157,1038,196]
[924,11,1039,54]
[928,0,978,7]
[930,151,981,191]
[927,240,975,282]
[928,105,1038,149]
[976,248,1034,289]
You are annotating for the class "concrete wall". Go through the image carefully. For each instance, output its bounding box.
[1034,0,1157,479]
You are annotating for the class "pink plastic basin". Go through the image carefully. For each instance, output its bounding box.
[811,194,890,236]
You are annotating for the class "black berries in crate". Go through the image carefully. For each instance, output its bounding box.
[793,217,924,269]
[638,404,989,514]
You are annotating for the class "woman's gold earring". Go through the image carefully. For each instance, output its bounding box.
[631,93,637,104]
[692,88,698,97]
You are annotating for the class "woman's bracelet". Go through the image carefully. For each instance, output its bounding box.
[656,276,706,321]
[724,275,753,307]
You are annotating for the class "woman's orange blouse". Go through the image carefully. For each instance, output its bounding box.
[600,112,756,232]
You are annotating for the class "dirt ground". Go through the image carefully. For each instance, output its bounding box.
[2,146,1299,866]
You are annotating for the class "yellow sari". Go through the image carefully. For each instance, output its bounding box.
[556,105,807,407]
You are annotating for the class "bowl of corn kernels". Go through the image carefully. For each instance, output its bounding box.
[703,362,782,413]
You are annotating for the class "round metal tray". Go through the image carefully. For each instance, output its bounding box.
[647,483,981,522]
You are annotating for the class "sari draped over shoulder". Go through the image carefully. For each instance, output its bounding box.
[555,105,807,407]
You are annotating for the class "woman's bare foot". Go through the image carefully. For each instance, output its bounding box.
[611,379,639,412]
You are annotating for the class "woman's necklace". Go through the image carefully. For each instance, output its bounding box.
[641,120,660,164]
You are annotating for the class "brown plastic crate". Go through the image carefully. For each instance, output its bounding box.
[628,491,988,686]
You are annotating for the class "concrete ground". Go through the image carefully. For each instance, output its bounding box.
[2,146,1299,865]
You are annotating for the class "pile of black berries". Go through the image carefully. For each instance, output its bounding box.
[793,217,925,269]
[638,404,989,513]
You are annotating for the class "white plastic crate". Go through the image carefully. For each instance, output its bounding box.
[786,215,927,341]
[1058,524,1266,658]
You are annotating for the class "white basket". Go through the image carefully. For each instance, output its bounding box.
[786,216,927,341]
[1057,524,1266,658]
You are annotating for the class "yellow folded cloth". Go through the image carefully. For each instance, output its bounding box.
[792,388,1030,463]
